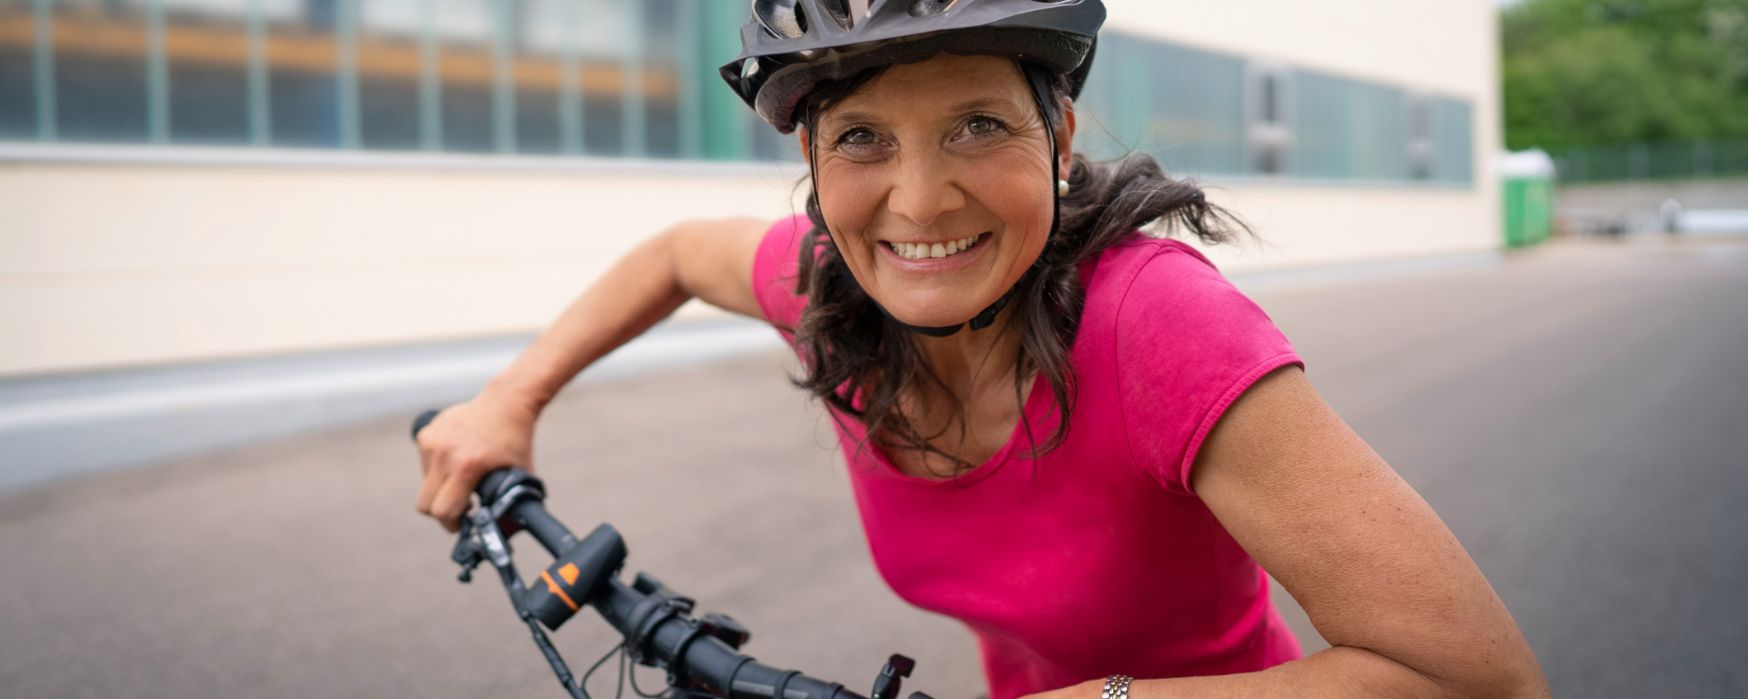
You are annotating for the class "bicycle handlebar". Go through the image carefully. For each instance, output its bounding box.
[412,408,922,699]
[488,477,864,699]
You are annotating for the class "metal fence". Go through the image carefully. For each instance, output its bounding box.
[1551,140,1748,184]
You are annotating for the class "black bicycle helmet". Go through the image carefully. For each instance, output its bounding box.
[720,0,1106,134]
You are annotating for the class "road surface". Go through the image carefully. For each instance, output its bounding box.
[2,234,1744,698]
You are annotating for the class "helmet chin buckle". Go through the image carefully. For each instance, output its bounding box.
[966,291,1012,331]
[900,290,1012,338]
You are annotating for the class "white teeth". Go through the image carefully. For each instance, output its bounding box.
[890,234,983,260]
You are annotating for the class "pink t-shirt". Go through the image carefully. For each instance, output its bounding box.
[750,214,1305,699]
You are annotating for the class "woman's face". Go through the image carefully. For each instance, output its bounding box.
[803,54,1074,329]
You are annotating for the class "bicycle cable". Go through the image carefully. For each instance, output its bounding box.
[579,641,625,699]
[628,650,665,699]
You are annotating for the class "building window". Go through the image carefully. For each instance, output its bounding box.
[1073,31,1246,177]
[265,0,345,148]
[1246,62,1291,175]
[0,1,1473,183]
[165,2,251,145]
[356,0,427,151]
[0,1,41,139]
[50,0,151,143]
[1406,94,1433,180]
[1431,96,1474,184]
[1290,68,1408,181]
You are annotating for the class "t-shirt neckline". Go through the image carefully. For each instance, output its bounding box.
[862,372,1052,487]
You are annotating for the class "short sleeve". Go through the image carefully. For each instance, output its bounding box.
[1115,242,1304,495]
[750,213,813,336]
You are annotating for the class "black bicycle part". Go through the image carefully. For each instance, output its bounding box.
[410,408,935,699]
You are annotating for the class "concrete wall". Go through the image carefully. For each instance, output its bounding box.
[0,151,806,376]
[0,0,1501,377]
[1196,180,1498,271]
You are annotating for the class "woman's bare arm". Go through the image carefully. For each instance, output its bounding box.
[415,216,770,530]
[1084,365,1550,698]
[480,216,770,411]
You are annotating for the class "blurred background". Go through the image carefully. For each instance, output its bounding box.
[0,0,1743,697]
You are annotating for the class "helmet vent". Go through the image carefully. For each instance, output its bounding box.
[819,0,855,29]
[845,0,874,24]
[909,0,962,17]
[754,0,808,39]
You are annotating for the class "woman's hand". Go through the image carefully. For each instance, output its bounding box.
[413,389,541,532]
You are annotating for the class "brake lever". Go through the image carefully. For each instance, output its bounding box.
[871,654,914,699]
[451,502,516,584]
[450,513,483,583]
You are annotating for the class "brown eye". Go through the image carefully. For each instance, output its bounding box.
[838,127,877,146]
[966,115,1005,136]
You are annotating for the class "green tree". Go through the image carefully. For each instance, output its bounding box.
[1502,0,1748,151]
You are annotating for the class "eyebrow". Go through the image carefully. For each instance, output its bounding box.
[823,96,1026,130]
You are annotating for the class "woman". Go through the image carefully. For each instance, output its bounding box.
[414,1,1550,697]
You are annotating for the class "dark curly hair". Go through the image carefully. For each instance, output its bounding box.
[790,59,1260,480]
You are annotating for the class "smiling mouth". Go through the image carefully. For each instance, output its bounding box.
[883,233,987,260]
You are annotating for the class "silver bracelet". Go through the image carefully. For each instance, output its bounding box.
[1101,674,1133,699]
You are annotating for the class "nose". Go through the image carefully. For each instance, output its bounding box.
[886,150,966,228]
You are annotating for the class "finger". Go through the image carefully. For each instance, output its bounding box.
[430,473,475,533]
[414,416,446,472]
[414,466,444,517]
[413,429,445,515]
[415,438,436,476]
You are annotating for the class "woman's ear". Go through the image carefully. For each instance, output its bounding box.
[797,127,811,163]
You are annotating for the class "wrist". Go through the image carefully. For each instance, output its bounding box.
[479,376,549,417]
[1100,675,1133,699]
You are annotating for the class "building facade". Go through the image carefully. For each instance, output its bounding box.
[0,0,1499,376]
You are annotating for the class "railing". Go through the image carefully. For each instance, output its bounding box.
[1551,140,1748,184]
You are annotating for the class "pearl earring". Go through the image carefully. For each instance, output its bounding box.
[1057,179,1070,197]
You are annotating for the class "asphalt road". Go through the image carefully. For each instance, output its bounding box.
[1,234,1744,698]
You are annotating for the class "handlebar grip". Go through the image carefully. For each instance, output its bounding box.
[476,468,517,502]
[411,408,440,441]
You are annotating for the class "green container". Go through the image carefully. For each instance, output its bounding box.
[1503,176,1553,248]
[1501,149,1556,248]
